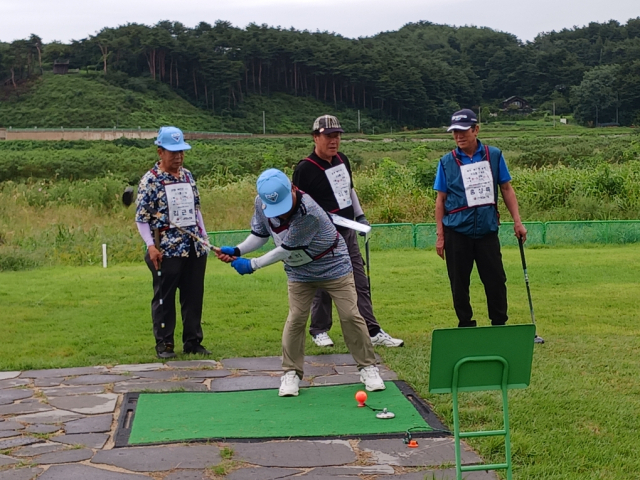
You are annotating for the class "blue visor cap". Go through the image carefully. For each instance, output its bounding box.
[257,169,293,218]
[154,126,192,151]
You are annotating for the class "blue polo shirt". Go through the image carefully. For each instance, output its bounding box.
[433,141,512,193]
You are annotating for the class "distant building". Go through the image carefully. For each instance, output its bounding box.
[53,61,69,75]
[501,96,532,112]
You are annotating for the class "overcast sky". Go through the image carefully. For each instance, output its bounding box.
[1,0,638,43]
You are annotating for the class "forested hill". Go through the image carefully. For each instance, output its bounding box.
[1,18,640,129]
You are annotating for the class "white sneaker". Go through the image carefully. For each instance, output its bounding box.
[278,371,300,397]
[311,332,334,347]
[360,365,386,392]
[370,329,404,347]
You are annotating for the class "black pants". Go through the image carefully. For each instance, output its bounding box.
[444,227,508,327]
[309,228,381,337]
[145,243,207,351]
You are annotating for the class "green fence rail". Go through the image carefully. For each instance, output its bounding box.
[209,220,640,251]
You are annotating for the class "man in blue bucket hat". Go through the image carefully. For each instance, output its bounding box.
[135,126,211,359]
[214,168,385,397]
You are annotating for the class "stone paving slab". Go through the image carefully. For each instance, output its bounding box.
[310,465,396,475]
[225,467,303,480]
[231,440,356,468]
[359,438,481,467]
[20,367,107,379]
[378,468,498,479]
[304,354,381,366]
[112,381,208,393]
[12,443,65,457]
[24,425,60,434]
[36,465,148,480]
[0,400,52,416]
[64,414,113,434]
[0,388,33,405]
[0,431,20,439]
[312,374,363,386]
[52,433,109,449]
[0,421,24,431]
[0,373,20,381]
[63,375,129,386]
[40,385,106,397]
[110,363,165,373]
[221,357,282,371]
[48,393,118,415]
[0,437,42,450]
[300,365,337,377]
[208,375,311,392]
[12,409,84,424]
[129,370,222,380]
[33,378,65,388]
[0,454,18,467]
[34,448,94,464]
[163,471,209,480]
[0,379,30,390]
[278,475,355,479]
[165,360,220,369]
[0,467,43,480]
[92,445,221,472]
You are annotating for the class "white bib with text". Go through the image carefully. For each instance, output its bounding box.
[164,183,196,228]
[271,229,314,266]
[325,163,352,210]
[459,161,495,208]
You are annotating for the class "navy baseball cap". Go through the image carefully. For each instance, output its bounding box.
[154,126,191,151]
[312,115,344,134]
[447,109,478,132]
[257,169,293,218]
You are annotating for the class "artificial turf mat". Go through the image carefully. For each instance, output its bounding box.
[125,382,434,445]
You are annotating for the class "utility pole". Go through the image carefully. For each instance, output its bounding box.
[263,111,266,135]
[553,102,556,128]
[357,110,361,132]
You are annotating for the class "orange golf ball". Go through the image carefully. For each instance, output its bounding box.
[355,390,367,405]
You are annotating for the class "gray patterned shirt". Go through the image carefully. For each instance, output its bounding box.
[250,193,352,282]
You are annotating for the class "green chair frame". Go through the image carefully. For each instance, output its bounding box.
[429,324,536,480]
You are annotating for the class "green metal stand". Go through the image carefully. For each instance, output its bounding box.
[452,356,511,480]
[429,324,535,480]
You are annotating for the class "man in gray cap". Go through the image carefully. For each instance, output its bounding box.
[292,115,404,348]
[434,109,527,328]
[135,126,211,359]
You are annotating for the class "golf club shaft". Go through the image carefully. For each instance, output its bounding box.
[145,203,215,250]
[153,229,166,331]
[518,237,536,325]
[365,236,371,294]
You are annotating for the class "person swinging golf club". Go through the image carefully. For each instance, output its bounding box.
[135,126,211,359]
[434,109,527,330]
[214,168,385,397]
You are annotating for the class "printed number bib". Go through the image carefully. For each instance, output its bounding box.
[271,229,314,267]
[459,161,495,208]
[164,183,196,228]
[325,164,352,210]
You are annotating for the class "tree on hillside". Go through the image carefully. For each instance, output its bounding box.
[571,64,619,125]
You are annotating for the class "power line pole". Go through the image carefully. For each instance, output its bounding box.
[553,102,556,128]
[357,110,361,132]
[263,111,266,135]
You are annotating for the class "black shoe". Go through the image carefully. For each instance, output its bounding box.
[156,343,176,359]
[458,320,477,328]
[184,344,211,355]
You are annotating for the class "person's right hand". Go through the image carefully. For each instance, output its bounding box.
[436,233,445,260]
[213,246,238,263]
[148,245,163,270]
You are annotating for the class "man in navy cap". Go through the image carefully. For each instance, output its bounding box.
[135,126,211,359]
[434,109,527,328]
[292,115,404,349]
[214,168,385,397]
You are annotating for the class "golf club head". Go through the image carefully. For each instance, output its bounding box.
[534,335,545,344]
[122,186,134,207]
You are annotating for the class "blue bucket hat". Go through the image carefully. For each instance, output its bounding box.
[257,169,293,218]
[154,126,191,151]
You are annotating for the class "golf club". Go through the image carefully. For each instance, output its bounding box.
[153,228,166,333]
[364,230,372,295]
[518,237,545,344]
[121,186,216,251]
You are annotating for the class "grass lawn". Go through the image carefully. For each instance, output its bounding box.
[2,245,640,478]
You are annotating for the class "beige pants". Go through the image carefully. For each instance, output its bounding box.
[283,272,377,378]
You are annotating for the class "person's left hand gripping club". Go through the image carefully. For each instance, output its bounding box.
[231,257,254,275]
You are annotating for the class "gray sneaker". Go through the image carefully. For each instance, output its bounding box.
[370,330,404,347]
[311,332,334,347]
